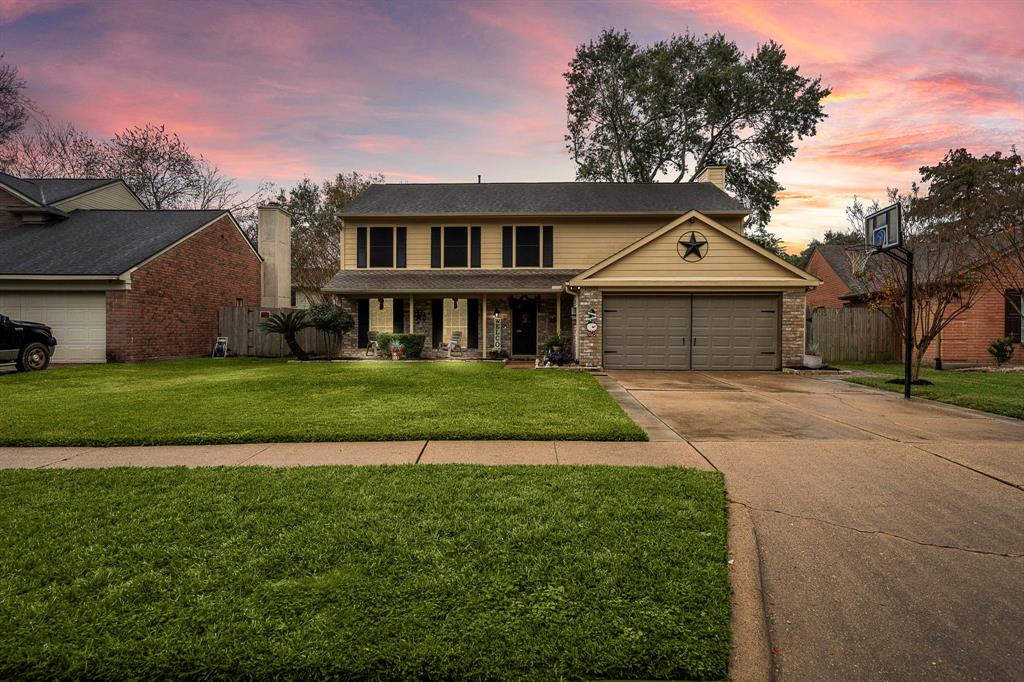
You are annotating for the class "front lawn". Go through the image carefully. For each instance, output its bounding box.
[0,359,645,445]
[0,466,730,680]
[841,362,1024,419]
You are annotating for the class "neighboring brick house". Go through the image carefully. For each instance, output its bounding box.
[325,167,821,370]
[806,243,1023,366]
[0,172,263,363]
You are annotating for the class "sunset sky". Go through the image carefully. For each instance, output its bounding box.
[2,0,1022,252]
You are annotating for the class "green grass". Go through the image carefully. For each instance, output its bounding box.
[0,358,645,445]
[0,466,730,680]
[841,362,1024,419]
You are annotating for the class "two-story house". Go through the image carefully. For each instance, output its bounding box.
[326,168,819,370]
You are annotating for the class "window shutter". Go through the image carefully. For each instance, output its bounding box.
[470,226,481,268]
[502,226,513,267]
[432,298,443,348]
[396,227,407,268]
[356,228,367,269]
[1006,290,1022,342]
[392,298,405,333]
[431,226,441,268]
[542,225,553,268]
[467,299,479,348]
[357,299,369,346]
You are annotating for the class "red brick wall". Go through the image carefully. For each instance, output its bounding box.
[921,279,1023,366]
[106,215,261,362]
[0,187,31,231]
[804,250,849,309]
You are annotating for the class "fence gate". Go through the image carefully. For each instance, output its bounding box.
[218,307,335,357]
[806,306,899,363]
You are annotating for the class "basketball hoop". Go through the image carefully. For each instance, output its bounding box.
[846,244,875,278]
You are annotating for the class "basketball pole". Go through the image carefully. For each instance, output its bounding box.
[904,250,913,399]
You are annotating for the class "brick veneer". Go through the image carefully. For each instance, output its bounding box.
[921,280,1023,366]
[105,215,261,362]
[804,250,850,309]
[781,290,807,367]
[577,287,603,368]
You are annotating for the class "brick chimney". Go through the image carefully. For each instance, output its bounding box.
[258,203,292,308]
[695,165,727,192]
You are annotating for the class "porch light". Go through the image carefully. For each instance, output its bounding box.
[452,298,458,309]
[378,297,385,310]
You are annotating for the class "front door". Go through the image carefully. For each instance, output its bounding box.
[512,297,537,356]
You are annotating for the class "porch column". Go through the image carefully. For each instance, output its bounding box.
[409,295,414,334]
[556,291,561,335]
[482,294,488,354]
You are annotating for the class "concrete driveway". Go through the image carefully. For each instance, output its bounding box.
[605,369,1024,681]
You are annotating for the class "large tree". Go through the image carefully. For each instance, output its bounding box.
[564,29,830,227]
[277,172,384,303]
[912,148,1024,320]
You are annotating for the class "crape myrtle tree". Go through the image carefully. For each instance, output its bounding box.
[277,172,384,305]
[851,180,987,382]
[564,29,830,231]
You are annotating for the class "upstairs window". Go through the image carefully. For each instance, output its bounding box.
[431,225,481,268]
[357,227,406,268]
[502,225,554,268]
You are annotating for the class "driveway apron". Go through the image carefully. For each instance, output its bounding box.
[606,369,1024,682]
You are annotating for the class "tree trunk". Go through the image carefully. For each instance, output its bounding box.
[284,333,308,361]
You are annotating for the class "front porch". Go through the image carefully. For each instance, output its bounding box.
[324,269,580,360]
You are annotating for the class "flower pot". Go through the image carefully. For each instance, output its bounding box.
[803,354,822,369]
[391,351,401,361]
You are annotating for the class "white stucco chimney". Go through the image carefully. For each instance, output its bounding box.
[695,164,727,192]
[258,203,292,308]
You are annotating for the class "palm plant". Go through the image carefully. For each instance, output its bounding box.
[259,310,313,360]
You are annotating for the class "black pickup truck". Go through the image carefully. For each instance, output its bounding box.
[0,314,58,371]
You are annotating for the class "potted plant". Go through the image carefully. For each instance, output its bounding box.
[544,332,564,353]
[804,340,822,369]
[389,338,405,361]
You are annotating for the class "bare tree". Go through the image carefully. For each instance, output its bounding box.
[102,124,202,209]
[0,55,31,148]
[1,118,107,177]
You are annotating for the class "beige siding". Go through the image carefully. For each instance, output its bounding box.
[596,221,792,279]
[341,216,674,270]
[54,183,145,211]
[714,215,744,233]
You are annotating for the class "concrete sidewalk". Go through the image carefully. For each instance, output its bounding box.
[0,440,715,470]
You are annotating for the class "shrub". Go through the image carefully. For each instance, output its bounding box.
[376,333,426,359]
[987,336,1016,366]
[308,303,354,337]
[259,310,312,360]
[488,349,509,360]
[806,340,820,356]
[544,332,566,350]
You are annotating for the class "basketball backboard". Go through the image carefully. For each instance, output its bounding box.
[865,203,902,251]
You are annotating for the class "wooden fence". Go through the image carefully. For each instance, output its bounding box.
[218,307,335,357]
[806,306,900,363]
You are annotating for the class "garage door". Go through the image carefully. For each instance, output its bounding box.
[0,292,106,363]
[603,295,691,370]
[691,295,779,370]
[602,294,779,370]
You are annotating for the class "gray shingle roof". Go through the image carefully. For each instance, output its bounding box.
[0,173,119,205]
[340,182,747,217]
[0,210,228,276]
[325,269,583,294]
[811,244,865,292]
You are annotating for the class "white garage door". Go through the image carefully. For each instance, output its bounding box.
[0,292,106,363]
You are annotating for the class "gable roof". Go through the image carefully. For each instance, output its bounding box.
[809,244,865,292]
[0,172,122,205]
[340,182,747,217]
[0,210,235,276]
[570,211,820,287]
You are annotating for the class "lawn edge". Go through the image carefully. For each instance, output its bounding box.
[841,377,1024,423]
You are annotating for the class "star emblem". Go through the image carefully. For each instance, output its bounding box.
[678,231,708,261]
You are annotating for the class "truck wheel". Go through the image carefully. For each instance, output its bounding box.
[16,343,50,372]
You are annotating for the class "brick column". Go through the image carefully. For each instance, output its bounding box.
[577,287,603,369]
[338,296,359,357]
[781,290,806,367]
